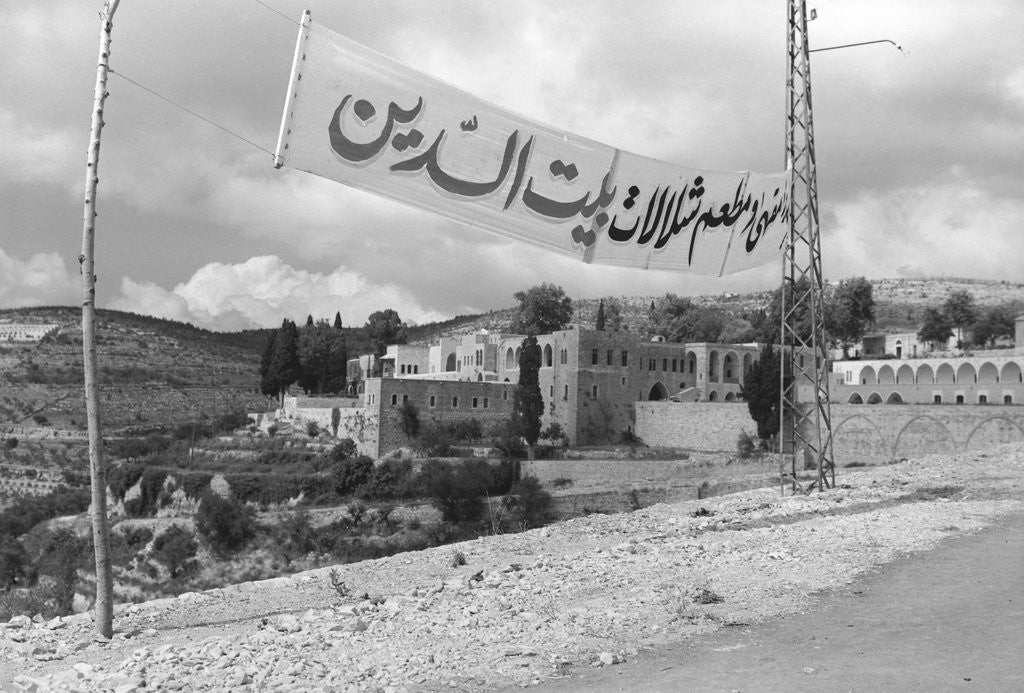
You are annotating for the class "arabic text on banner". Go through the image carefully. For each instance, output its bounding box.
[275,17,790,275]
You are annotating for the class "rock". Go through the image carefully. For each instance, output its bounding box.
[12,675,48,692]
[598,652,623,666]
[45,616,65,630]
[72,662,96,678]
[272,613,302,633]
[7,615,32,629]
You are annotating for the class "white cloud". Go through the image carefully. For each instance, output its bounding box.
[0,247,80,307]
[107,256,451,331]
[823,171,1024,282]
[0,110,78,188]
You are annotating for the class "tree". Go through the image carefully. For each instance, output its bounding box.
[512,335,544,458]
[258,330,278,397]
[152,525,198,578]
[970,305,1016,348]
[740,344,782,447]
[918,307,954,350]
[194,493,255,557]
[297,319,347,394]
[603,299,624,331]
[333,311,343,329]
[595,300,606,330]
[365,309,407,376]
[648,294,726,342]
[268,319,301,403]
[943,290,977,348]
[511,284,573,334]
[827,277,876,358]
[759,277,813,345]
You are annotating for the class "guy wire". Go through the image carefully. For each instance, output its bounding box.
[107,68,275,159]
[250,0,301,26]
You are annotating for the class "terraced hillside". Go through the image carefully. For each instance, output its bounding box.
[0,307,275,433]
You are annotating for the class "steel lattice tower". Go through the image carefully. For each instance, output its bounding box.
[781,0,835,492]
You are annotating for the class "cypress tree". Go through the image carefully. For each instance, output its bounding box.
[258,330,278,397]
[270,319,302,403]
[333,311,343,329]
[595,300,606,331]
[512,335,544,459]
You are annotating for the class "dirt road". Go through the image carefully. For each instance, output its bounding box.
[536,510,1024,692]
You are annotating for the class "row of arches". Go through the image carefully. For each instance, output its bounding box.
[859,361,1023,386]
[849,392,1015,405]
[646,381,740,402]
[833,412,1024,462]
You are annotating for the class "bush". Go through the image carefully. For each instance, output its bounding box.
[419,459,493,523]
[330,439,358,461]
[359,459,414,500]
[332,455,374,496]
[414,423,455,457]
[508,476,553,529]
[0,536,28,589]
[306,421,320,437]
[398,400,420,437]
[125,468,170,517]
[107,463,145,503]
[736,431,757,460]
[152,525,198,578]
[489,420,526,459]
[30,528,83,616]
[195,493,256,557]
[0,486,91,540]
[539,422,567,444]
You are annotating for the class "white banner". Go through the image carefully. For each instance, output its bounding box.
[275,15,790,275]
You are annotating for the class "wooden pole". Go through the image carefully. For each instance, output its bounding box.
[81,0,121,639]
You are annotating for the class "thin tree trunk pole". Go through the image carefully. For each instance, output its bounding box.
[81,0,121,640]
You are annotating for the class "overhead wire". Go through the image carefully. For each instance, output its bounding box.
[107,68,276,159]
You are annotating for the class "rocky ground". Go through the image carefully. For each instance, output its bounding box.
[2,444,1023,692]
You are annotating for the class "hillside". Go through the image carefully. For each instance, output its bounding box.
[405,276,1024,343]
[0,307,275,433]
[1,277,1019,433]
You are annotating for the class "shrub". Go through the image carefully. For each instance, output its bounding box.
[125,468,170,517]
[0,486,91,540]
[508,476,553,529]
[267,424,279,437]
[332,455,374,496]
[736,431,757,460]
[419,459,492,523]
[330,438,358,461]
[414,423,455,457]
[306,421,320,437]
[152,525,198,578]
[539,422,567,444]
[107,463,145,502]
[398,400,420,437]
[0,536,28,589]
[489,420,526,459]
[550,477,573,488]
[277,509,319,558]
[359,459,414,500]
[194,493,256,557]
[31,528,83,616]
[32,413,49,426]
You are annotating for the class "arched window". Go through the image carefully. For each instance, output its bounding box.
[544,344,553,367]
[445,353,456,372]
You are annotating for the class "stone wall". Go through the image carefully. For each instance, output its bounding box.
[634,402,756,452]
[831,403,1024,464]
[369,379,515,457]
[634,401,1024,465]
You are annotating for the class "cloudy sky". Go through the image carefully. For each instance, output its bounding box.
[2,1,1022,331]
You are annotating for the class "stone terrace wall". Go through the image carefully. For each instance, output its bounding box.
[831,403,1024,465]
[635,401,1024,466]
[634,402,756,452]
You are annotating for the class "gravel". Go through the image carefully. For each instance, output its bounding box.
[3,444,1023,692]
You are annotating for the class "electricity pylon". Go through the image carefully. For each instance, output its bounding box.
[781,0,835,492]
